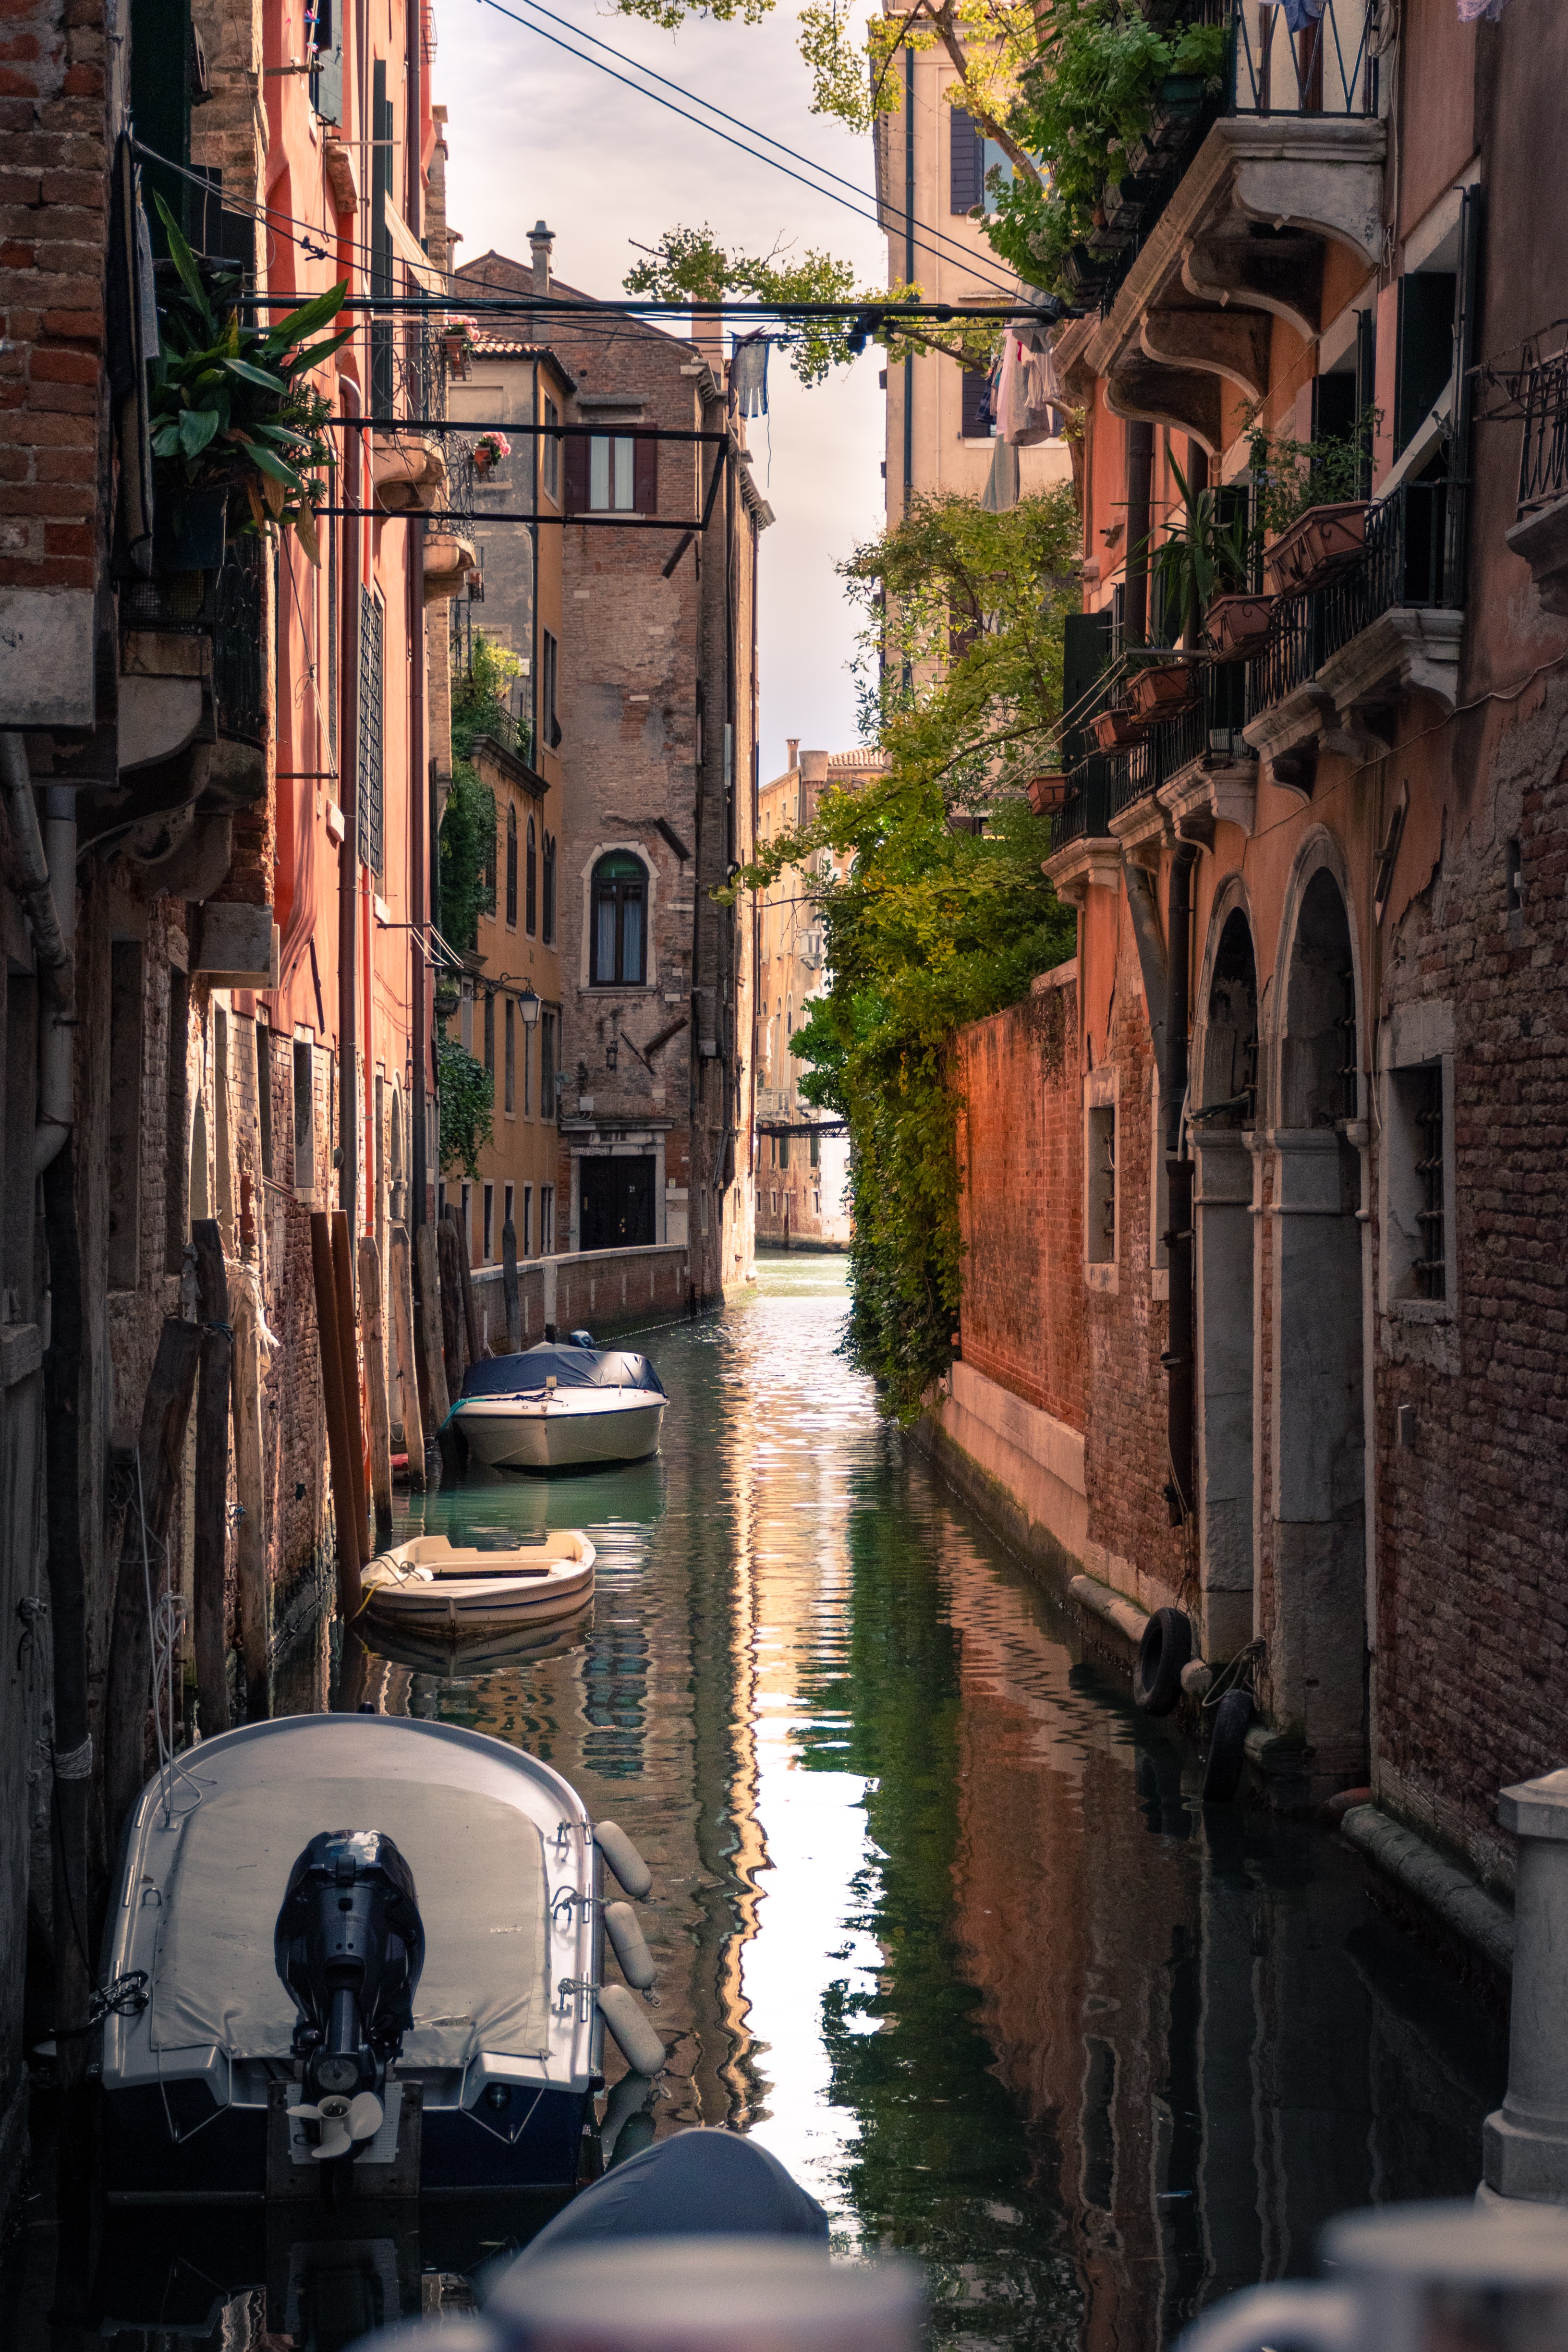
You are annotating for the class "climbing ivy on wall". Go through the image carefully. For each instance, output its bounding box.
[440,632,522,952]
[436,1029,494,1178]
[735,490,1080,1422]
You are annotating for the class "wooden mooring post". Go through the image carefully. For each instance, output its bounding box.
[414,1220,453,1482]
[389,1225,426,1492]
[231,1272,270,1722]
[502,1215,522,1353]
[310,1212,363,1617]
[190,1219,231,1739]
[357,1232,394,1546]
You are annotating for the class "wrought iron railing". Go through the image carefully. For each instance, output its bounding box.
[1517,352,1568,519]
[211,536,267,745]
[1229,0,1379,117]
[1051,755,1111,850]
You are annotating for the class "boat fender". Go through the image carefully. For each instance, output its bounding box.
[598,1983,666,2077]
[595,1821,652,1899]
[1133,1606,1192,1716]
[604,1900,656,1992]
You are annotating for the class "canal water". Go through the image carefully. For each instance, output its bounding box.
[20,1254,1506,2351]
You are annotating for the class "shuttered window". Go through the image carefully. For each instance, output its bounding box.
[949,108,984,213]
[526,811,537,934]
[564,431,657,514]
[356,584,383,876]
[960,367,992,438]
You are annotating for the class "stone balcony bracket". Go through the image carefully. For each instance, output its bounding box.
[1043,837,1123,909]
[1506,493,1568,618]
[1108,793,1174,869]
[1156,755,1259,844]
[1243,608,1462,798]
[1077,116,1387,450]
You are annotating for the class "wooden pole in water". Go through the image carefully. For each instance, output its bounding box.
[330,1210,370,1547]
[436,1212,465,1394]
[357,1233,394,1546]
[230,1275,269,1721]
[502,1214,522,1353]
[310,1212,364,1616]
[190,1219,232,1737]
[104,1316,202,1849]
[449,1203,482,1365]
[389,1226,426,1492]
[414,1220,451,1480]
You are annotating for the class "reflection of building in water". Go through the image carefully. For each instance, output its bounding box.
[939,1550,1505,2347]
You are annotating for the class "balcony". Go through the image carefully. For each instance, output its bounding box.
[1505,351,1568,614]
[1056,0,1385,454]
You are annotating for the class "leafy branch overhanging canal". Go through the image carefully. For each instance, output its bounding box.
[732,489,1080,1422]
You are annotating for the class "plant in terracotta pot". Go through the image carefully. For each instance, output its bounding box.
[472,431,511,476]
[148,195,347,564]
[1025,771,1070,815]
[440,316,477,376]
[1142,452,1262,645]
[1093,706,1148,752]
[1248,410,1378,595]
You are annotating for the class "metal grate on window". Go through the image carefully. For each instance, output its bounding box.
[1413,1064,1445,1300]
[357,584,384,876]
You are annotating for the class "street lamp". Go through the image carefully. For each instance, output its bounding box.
[517,981,540,1028]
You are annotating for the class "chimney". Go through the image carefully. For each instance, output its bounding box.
[786,739,799,771]
[799,748,829,828]
[529,220,555,302]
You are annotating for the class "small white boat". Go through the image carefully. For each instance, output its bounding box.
[451,1339,667,1473]
[360,1530,594,1637]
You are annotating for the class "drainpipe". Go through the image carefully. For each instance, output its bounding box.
[1125,422,1155,646]
[1162,840,1198,1525]
[1,732,90,2085]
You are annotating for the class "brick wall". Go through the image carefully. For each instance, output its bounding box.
[954,971,1083,1431]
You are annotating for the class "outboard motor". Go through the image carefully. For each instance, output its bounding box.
[274,1830,425,2160]
[566,1328,596,1348]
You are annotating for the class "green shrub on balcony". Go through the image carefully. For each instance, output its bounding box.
[984,3,1227,293]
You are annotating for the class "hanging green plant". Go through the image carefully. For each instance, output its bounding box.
[148,194,350,562]
[1140,453,1262,643]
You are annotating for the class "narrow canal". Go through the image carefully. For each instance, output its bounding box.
[22,1255,1505,2352]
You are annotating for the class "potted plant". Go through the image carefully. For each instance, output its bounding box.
[1263,501,1370,596]
[433,974,461,1020]
[1249,412,1377,597]
[1093,706,1148,752]
[1128,657,1202,722]
[1204,591,1276,661]
[1026,771,1070,815]
[440,316,477,377]
[148,195,347,564]
[472,431,511,476]
[1142,452,1264,646]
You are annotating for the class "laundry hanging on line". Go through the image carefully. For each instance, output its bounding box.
[1456,0,1514,18]
[728,334,769,419]
[1280,0,1324,30]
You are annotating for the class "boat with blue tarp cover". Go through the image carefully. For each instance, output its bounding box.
[450,1336,667,1471]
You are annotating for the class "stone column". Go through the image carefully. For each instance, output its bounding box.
[1483,1769,1568,2205]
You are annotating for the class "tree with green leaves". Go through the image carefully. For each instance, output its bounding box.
[733,488,1080,1420]
[439,632,523,953]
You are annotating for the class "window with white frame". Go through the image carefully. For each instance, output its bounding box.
[1381,1000,1456,1313]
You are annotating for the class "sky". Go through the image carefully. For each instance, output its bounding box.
[438,0,889,778]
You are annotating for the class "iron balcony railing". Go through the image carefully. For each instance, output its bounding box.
[1517,352,1568,519]
[1051,479,1465,844]
[372,319,447,424]
[1229,0,1379,118]
[120,533,268,747]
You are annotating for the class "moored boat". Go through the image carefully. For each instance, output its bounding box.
[450,1339,667,1472]
[100,1712,661,2201]
[360,1529,595,1637]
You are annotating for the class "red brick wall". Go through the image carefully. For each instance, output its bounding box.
[0,0,107,595]
[955,973,1084,1431]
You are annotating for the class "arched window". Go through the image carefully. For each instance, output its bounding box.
[542,831,557,944]
[590,850,646,985]
[526,812,537,935]
[505,805,518,927]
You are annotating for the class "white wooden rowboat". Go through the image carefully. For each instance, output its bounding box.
[360,1530,595,1637]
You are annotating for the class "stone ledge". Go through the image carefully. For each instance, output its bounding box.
[1340,1802,1514,1979]
[1068,1571,1150,1649]
[1506,492,1568,616]
[1043,836,1121,908]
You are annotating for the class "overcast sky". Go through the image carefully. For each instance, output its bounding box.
[439,0,888,778]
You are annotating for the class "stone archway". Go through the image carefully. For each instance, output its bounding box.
[1192,901,1260,1663]
[1268,859,1368,1788]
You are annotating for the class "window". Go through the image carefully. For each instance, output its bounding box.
[960,368,993,439]
[1084,1070,1118,1279]
[108,941,143,1289]
[1381,1002,1456,1312]
[542,830,557,942]
[357,585,384,876]
[1395,270,1458,458]
[483,988,495,1076]
[523,1014,532,1116]
[779,1134,790,1172]
[292,1039,314,1194]
[950,108,984,213]
[484,806,498,910]
[591,851,647,985]
[483,1181,494,1262]
[526,812,537,934]
[503,1181,514,1242]
[504,997,515,1114]
[542,395,559,500]
[564,433,656,516]
[542,1007,556,1106]
[541,628,560,750]
[540,1184,554,1256]
[592,435,635,510]
[522,1182,532,1256]
[809,1131,820,1169]
[505,804,518,926]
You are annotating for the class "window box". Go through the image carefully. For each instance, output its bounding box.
[1093,707,1148,752]
[1127,658,1202,722]
[1148,73,1206,148]
[1204,592,1276,661]
[1264,501,1370,597]
[1025,772,1070,816]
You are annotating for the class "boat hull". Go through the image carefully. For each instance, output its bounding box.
[454,1393,665,1471]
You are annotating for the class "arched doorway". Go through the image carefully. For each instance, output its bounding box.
[1270,861,1367,1786]
[1192,903,1259,1662]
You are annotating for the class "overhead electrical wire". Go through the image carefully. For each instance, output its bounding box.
[474,0,1019,293]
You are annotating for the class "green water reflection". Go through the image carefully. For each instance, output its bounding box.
[354,1251,1503,2348]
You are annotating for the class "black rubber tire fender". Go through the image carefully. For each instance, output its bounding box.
[1133,1605,1192,1716]
[1203,1686,1253,1803]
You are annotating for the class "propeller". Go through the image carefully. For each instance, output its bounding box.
[287,2089,385,2160]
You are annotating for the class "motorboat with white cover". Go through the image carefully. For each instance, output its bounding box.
[360,1530,595,1637]
[100,1713,661,2200]
[450,1340,666,1472]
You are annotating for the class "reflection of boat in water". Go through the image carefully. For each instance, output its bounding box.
[360,1530,594,1638]
[451,1338,666,1472]
[356,1602,591,1678]
[101,1712,660,2201]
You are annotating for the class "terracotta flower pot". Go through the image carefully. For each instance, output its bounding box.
[1264,500,1370,596]
[473,448,496,476]
[1093,708,1147,752]
[1204,592,1276,660]
[1026,772,1070,816]
[1128,660,1201,721]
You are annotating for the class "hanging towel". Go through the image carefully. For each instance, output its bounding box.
[1281,0,1324,27]
[983,439,1021,513]
[729,334,769,418]
[1456,0,1513,17]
